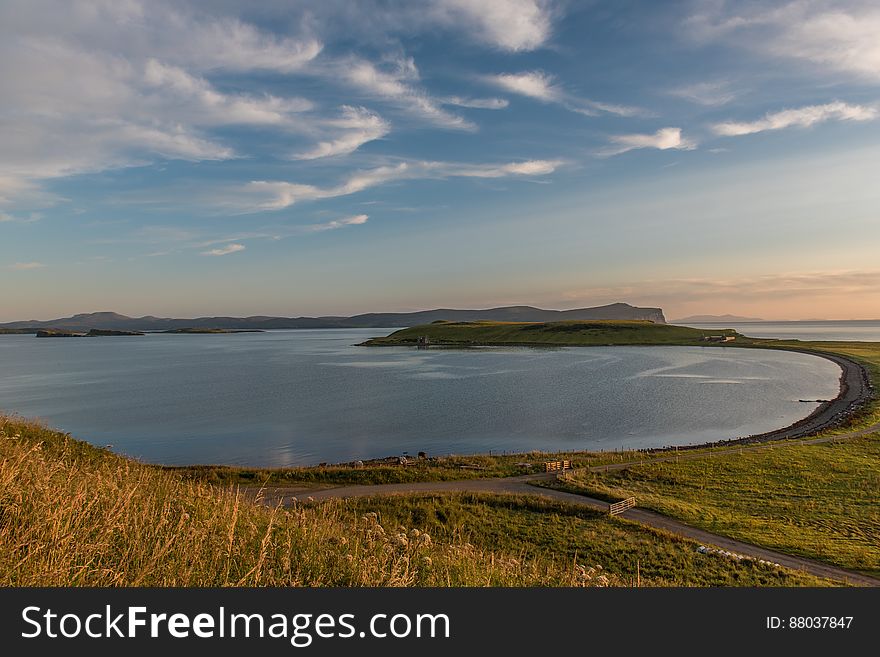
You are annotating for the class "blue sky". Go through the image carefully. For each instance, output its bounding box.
[2,0,880,321]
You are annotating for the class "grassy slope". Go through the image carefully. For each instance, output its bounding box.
[362,320,743,346]
[0,415,826,586]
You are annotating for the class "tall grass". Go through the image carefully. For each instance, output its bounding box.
[0,415,620,587]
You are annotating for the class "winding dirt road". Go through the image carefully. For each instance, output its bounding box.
[264,461,879,586]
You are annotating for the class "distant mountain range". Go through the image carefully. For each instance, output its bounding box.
[671,314,764,323]
[0,303,666,331]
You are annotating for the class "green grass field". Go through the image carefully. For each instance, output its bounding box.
[171,451,603,488]
[551,433,880,576]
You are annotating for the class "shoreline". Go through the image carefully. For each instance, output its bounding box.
[1,343,874,470]
[654,347,873,452]
[319,345,874,466]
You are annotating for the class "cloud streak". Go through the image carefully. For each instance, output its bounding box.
[602,128,697,156]
[294,106,390,159]
[713,101,878,136]
[341,56,473,130]
[304,214,369,232]
[231,159,565,212]
[443,96,510,109]
[669,81,736,107]
[485,70,644,117]
[202,243,245,256]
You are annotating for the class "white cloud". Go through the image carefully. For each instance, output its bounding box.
[712,101,878,136]
[143,59,314,126]
[486,70,644,117]
[229,158,564,212]
[687,1,880,82]
[489,71,560,101]
[433,0,554,51]
[0,1,322,75]
[0,3,332,204]
[0,0,558,208]
[302,0,555,52]
[443,96,510,109]
[0,2,408,204]
[343,57,473,130]
[295,106,390,159]
[305,214,369,232]
[669,81,737,107]
[603,128,697,156]
[202,243,245,256]
[7,261,46,270]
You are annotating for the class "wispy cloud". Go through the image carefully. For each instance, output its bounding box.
[486,70,644,117]
[687,1,880,82]
[669,81,736,107]
[713,101,878,136]
[602,128,697,156]
[296,0,556,52]
[342,56,473,130]
[0,1,494,205]
[489,71,559,101]
[201,243,245,256]
[304,214,369,232]
[7,261,46,270]
[443,96,509,110]
[231,159,565,212]
[294,106,390,159]
[0,7,324,202]
[712,102,878,137]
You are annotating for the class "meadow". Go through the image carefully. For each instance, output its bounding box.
[552,432,880,576]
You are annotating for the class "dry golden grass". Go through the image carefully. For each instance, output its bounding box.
[0,415,625,587]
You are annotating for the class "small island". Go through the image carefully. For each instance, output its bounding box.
[361,319,743,347]
[36,329,145,338]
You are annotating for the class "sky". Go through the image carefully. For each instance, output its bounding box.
[2,0,880,321]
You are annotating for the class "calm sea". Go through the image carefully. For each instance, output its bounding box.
[680,320,880,342]
[0,328,842,467]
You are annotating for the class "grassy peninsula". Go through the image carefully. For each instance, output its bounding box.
[362,319,743,346]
